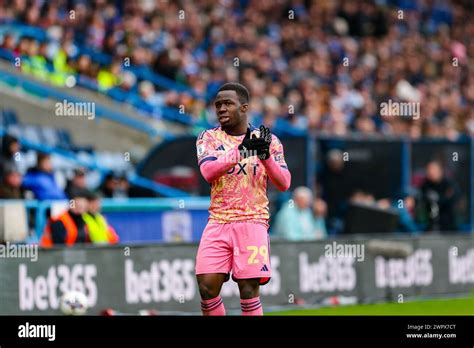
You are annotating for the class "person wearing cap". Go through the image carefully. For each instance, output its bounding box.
[40,191,90,247]
[65,168,88,199]
[0,164,25,199]
[82,192,119,244]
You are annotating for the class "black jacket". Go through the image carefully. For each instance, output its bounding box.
[420,178,460,231]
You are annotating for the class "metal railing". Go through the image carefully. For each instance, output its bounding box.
[0,197,211,243]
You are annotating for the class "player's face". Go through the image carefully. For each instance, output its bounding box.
[214,90,247,130]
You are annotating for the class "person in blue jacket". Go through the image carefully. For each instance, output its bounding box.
[22,152,67,200]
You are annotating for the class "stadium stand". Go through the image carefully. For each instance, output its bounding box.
[0,0,472,138]
[0,0,472,243]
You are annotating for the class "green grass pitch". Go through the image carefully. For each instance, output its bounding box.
[266,296,474,316]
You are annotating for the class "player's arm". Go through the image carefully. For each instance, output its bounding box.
[196,130,240,183]
[259,129,291,192]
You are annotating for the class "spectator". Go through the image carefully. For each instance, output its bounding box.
[0,33,15,50]
[97,60,121,91]
[22,153,67,200]
[318,149,348,233]
[22,39,49,80]
[82,192,119,244]
[98,172,118,198]
[40,191,90,247]
[0,134,20,180]
[0,164,25,199]
[65,168,88,199]
[73,54,97,86]
[136,80,165,113]
[374,194,419,233]
[395,193,419,233]
[12,36,30,56]
[273,186,316,241]
[115,175,130,198]
[420,161,460,232]
[119,71,137,93]
[312,198,328,239]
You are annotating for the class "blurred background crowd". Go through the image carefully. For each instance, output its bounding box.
[0,0,472,245]
[0,0,472,137]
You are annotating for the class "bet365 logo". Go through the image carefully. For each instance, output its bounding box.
[227,162,259,175]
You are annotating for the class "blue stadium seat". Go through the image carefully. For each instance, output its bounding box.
[161,106,193,124]
[107,87,128,103]
[132,98,154,114]
[2,108,19,126]
[23,125,43,144]
[5,124,22,138]
[78,45,112,66]
[40,126,60,147]
[55,128,73,150]
[0,47,15,62]
[56,128,94,153]
[76,75,99,91]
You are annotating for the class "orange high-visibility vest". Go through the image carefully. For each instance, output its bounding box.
[40,211,78,248]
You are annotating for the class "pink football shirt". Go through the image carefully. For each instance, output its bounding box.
[196,126,289,226]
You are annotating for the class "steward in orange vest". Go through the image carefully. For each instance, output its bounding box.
[40,193,90,247]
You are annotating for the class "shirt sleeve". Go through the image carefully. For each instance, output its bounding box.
[260,135,291,191]
[196,130,217,167]
[196,130,240,183]
[270,135,289,169]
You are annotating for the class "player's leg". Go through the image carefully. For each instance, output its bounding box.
[236,278,263,315]
[195,223,232,316]
[196,273,228,299]
[231,222,271,316]
[196,273,227,315]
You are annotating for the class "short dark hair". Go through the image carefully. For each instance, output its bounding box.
[85,191,100,201]
[70,189,90,200]
[217,82,250,104]
[37,152,50,163]
[73,168,86,177]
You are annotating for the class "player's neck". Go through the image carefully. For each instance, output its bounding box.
[222,123,248,136]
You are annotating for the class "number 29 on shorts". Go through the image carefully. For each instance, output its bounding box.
[246,245,269,264]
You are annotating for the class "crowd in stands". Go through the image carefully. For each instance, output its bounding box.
[273,186,328,240]
[0,0,471,240]
[277,154,462,238]
[0,0,472,137]
[0,134,124,246]
[0,134,130,201]
[40,190,119,248]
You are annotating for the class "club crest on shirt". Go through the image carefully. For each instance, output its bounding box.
[274,152,283,162]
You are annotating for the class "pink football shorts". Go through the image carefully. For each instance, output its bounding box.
[195,222,271,285]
